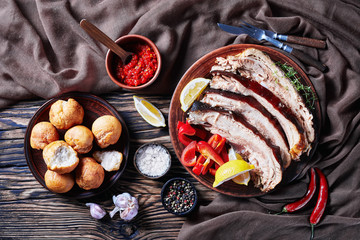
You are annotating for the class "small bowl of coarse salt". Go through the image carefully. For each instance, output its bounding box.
[133,143,171,179]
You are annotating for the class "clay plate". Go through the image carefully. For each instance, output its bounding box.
[169,44,321,197]
[24,92,130,199]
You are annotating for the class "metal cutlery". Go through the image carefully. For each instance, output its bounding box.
[240,21,326,49]
[218,23,327,72]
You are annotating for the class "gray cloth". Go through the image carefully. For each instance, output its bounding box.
[1,0,359,239]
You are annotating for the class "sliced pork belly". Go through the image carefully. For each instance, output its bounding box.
[210,70,307,160]
[201,89,291,168]
[213,48,315,147]
[188,101,282,192]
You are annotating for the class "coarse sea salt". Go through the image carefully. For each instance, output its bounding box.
[135,144,171,178]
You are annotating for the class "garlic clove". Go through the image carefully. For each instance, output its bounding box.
[129,197,139,210]
[86,203,106,220]
[120,207,138,221]
[109,206,120,218]
[113,192,132,209]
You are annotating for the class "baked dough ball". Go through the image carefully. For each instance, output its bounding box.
[30,121,59,150]
[75,157,104,190]
[49,98,84,130]
[93,150,123,172]
[43,140,79,174]
[92,115,122,148]
[44,170,75,193]
[64,125,93,154]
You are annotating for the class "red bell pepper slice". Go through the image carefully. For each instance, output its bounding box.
[193,133,219,175]
[197,141,225,166]
[193,134,219,175]
[202,137,226,175]
[177,121,207,146]
[220,147,229,163]
[208,134,222,146]
[178,133,193,146]
[194,127,207,140]
[177,121,185,130]
[178,123,196,136]
[178,122,196,146]
[209,168,217,176]
[214,137,226,153]
[180,141,197,167]
[192,162,204,176]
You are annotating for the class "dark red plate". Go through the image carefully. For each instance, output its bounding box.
[169,44,321,197]
[24,92,129,199]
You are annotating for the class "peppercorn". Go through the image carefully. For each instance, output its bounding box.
[162,179,197,215]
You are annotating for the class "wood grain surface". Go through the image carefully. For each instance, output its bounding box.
[0,92,217,239]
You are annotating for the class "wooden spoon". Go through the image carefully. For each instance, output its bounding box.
[80,19,132,64]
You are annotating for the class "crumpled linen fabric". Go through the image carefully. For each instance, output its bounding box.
[0,0,240,107]
[1,0,359,239]
[177,1,360,240]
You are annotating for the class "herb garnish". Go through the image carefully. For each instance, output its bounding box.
[276,62,316,110]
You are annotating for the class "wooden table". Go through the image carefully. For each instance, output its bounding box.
[0,92,217,239]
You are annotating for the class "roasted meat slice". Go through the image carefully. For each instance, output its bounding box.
[188,102,282,192]
[200,89,291,168]
[213,48,315,146]
[210,71,307,160]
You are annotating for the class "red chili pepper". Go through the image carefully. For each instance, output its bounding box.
[310,168,328,240]
[197,141,225,166]
[278,168,317,214]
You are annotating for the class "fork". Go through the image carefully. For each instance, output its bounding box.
[239,22,294,53]
[238,22,327,72]
[241,21,326,49]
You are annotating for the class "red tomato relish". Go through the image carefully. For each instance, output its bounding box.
[115,43,157,87]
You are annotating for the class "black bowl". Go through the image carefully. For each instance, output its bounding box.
[24,92,129,199]
[161,177,198,216]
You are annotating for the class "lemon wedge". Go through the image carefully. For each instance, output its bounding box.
[133,95,166,127]
[180,77,211,112]
[213,160,254,188]
[227,147,251,185]
[231,172,251,186]
[228,146,244,161]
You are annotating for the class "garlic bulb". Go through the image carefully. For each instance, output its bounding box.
[86,203,106,220]
[110,192,139,221]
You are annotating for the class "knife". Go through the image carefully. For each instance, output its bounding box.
[218,23,327,72]
[251,25,326,49]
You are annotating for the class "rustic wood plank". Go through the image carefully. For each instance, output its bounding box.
[0,92,217,239]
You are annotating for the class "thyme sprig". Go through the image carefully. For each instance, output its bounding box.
[276,62,316,110]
